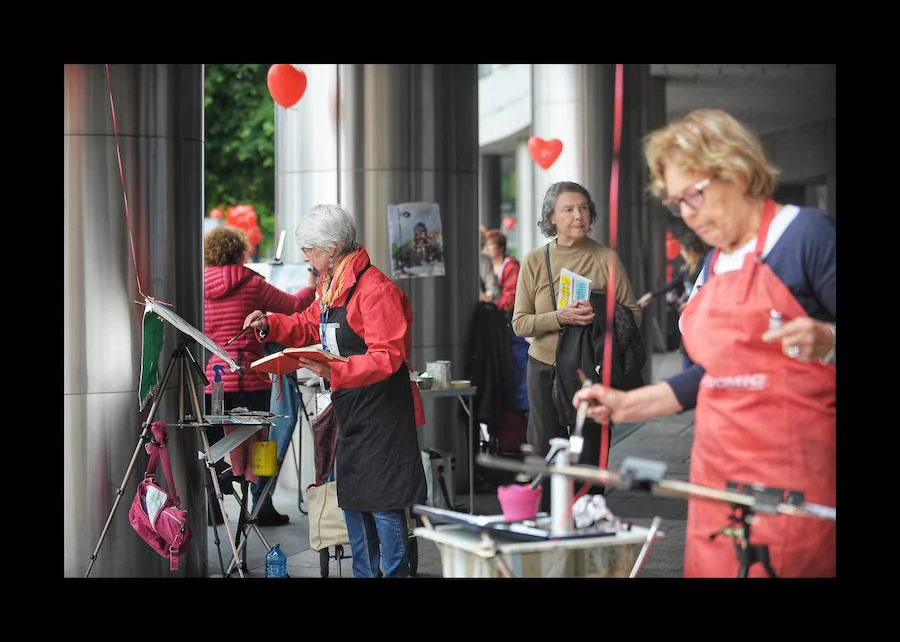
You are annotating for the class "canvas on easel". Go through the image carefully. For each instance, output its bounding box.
[139,297,240,410]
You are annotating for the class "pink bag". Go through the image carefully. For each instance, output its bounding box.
[128,421,191,571]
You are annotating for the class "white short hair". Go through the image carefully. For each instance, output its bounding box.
[294,204,359,254]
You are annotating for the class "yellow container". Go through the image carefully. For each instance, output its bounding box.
[251,440,278,476]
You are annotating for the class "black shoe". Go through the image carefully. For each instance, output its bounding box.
[217,471,236,495]
[255,502,290,527]
[208,503,224,526]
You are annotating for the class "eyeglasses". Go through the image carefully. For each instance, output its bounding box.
[301,247,314,256]
[662,178,711,217]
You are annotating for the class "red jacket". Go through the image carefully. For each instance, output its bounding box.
[265,247,425,425]
[496,256,520,312]
[204,265,307,393]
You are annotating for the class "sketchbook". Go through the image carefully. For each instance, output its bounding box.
[250,346,348,375]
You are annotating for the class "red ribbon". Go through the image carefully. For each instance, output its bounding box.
[104,65,173,308]
[574,63,624,502]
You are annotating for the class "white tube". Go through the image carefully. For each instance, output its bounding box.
[549,438,573,536]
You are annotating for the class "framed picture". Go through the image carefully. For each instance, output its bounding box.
[388,202,445,279]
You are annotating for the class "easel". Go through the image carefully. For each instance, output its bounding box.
[85,342,250,578]
[710,505,778,578]
[710,482,806,578]
[476,453,837,578]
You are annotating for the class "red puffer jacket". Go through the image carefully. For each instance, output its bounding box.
[204,265,307,393]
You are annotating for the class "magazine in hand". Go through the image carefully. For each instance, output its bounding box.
[557,268,591,309]
[250,346,348,375]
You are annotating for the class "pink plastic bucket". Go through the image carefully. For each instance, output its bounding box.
[497,484,542,522]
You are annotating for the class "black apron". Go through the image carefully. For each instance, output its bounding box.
[326,264,426,512]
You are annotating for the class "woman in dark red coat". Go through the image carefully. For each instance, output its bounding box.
[244,204,426,578]
[203,225,306,526]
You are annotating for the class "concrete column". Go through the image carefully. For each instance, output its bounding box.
[531,64,616,245]
[646,76,671,355]
[516,140,536,255]
[277,64,480,491]
[479,153,502,231]
[276,64,346,263]
[65,64,206,576]
[619,65,656,384]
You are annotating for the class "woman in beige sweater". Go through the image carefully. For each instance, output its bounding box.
[512,181,641,472]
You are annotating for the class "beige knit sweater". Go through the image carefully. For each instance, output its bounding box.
[511,237,641,366]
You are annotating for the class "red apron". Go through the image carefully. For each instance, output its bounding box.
[680,201,836,577]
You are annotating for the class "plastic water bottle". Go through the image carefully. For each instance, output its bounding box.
[211,364,226,416]
[265,544,288,578]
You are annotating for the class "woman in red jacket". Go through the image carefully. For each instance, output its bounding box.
[483,229,520,314]
[203,225,307,526]
[243,204,426,578]
[483,229,529,449]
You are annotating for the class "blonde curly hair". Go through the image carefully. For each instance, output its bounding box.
[643,109,780,200]
[204,225,249,267]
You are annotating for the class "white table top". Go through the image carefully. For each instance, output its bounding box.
[414,520,652,557]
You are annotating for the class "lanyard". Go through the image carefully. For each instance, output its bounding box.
[320,305,329,350]
[320,275,332,350]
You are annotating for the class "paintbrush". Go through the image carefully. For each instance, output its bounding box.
[225,314,266,346]
[568,368,593,464]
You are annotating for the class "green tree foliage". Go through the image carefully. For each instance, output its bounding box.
[205,64,275,258]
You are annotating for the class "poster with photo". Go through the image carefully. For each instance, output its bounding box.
[388,202,445,279]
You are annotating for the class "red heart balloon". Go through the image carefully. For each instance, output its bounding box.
[267,64,308,109]
[528,136,563,170]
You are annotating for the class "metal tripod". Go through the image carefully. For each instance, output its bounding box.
[84,343,247,578]
[710,505,778,578]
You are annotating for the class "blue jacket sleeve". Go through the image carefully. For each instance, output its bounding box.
[665,364,705,411]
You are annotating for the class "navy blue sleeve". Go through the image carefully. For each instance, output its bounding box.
[650,280,680,297]
[664,364,704,411]
[765,209,836,321]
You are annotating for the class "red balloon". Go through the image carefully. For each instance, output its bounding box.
[502,215,517,231]
[267,64,308,109]
[528,136,563,170]
[209,208,224,220]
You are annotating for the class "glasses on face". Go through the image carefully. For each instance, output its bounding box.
[301,247,314,256]
[662,178,711,217]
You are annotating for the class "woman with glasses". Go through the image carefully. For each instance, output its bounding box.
[511,181,642,512]
[243,205,426,578]
[573,109,836,577]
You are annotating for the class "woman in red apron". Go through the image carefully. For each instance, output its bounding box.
[573,109,835,577]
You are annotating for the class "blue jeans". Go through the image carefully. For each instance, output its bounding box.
[342,508,409,578]
[251,345,300,508]
[511,334,530,411]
